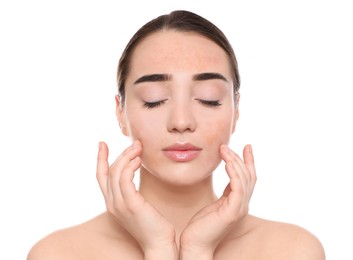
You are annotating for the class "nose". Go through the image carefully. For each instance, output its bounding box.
[167,100,196,133]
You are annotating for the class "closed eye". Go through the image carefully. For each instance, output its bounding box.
[143,99,167,109]
[197,99,222,107]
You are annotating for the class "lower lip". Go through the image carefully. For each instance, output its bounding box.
[163,150,201,162]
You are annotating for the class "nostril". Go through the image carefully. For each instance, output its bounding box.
[171,126,193,133]
[166,102,197,133]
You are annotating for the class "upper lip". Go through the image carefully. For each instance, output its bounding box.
[162,143,202,151]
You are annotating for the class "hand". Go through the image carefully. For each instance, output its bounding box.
[96,140,177,254]
[180,144,256,257]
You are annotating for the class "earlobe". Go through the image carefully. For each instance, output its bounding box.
[115,95,129,136]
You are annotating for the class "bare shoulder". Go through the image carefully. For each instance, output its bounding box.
[27,213,143,260]
[27,225,83,260]
[257,216,325,259]
[217,215,325,260]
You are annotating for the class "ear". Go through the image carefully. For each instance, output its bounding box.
[115,95,129,136]
[231,94,240,133]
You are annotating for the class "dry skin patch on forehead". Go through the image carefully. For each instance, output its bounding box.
[126,31,233,84]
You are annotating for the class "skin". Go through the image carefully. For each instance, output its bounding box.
[27,31,325,260]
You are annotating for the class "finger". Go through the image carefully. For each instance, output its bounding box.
[109,140,141,170]
[220,146,248,187]
[226,159,254,215]
[220,146,249,209]
[228,147,256,200]
[96,141,109,198]
[225,146,252,186]
[243,144,257,184]
[222,183,231,197]
[222,161,245,217]
[107,141,140,189]
[120,156,142,202]
[225,158,246,194]
[109,142,142,199]
[105,141,140,205]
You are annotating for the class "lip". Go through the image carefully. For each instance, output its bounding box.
[162,143,202,162]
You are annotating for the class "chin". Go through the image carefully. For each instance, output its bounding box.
[158,173,213,188]
[141,160,219,187]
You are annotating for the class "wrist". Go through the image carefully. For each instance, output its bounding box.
[143,242,178,260]
[179,246,214,260]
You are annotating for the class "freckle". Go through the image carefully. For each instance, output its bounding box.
[205,122,224,145]
[205,133,215,146]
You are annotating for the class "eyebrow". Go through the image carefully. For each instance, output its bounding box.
[193,72,228,82]
[134,74,171,84]
[133,72,228,85]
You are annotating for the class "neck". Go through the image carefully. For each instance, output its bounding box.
[138,166,218,238]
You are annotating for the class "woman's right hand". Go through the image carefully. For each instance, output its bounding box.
[96,140,177,257]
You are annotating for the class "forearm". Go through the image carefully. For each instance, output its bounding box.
[144,243,178,260]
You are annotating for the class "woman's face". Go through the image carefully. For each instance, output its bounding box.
[118,30,238,186]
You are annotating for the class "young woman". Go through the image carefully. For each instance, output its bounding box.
[28,10,325,259]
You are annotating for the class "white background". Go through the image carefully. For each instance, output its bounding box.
[0,0,352,259]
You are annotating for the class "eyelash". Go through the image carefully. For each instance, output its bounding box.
[143,99,221,109]
[143,100,167,109]
[197,100,222,107]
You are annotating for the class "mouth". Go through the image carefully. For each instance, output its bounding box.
[162,143,202,162]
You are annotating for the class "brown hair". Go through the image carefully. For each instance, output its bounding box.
[117,10,240,105]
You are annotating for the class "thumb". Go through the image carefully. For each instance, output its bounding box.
[96,141,109,196]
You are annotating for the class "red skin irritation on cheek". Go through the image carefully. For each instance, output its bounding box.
[204,119,232,146]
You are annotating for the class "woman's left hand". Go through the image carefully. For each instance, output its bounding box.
[180,144,256,258]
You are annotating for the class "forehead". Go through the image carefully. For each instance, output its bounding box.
[128,30,231,79]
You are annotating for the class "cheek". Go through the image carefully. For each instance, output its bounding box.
[127,124,160,169]
[128,123,158,145]
[130,125,164,173]
[125,110,160,139]
[203,116,233,146]
[201,118,232,173]
[126,116,164,157]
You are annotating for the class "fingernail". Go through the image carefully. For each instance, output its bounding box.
[98,142,102,150]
